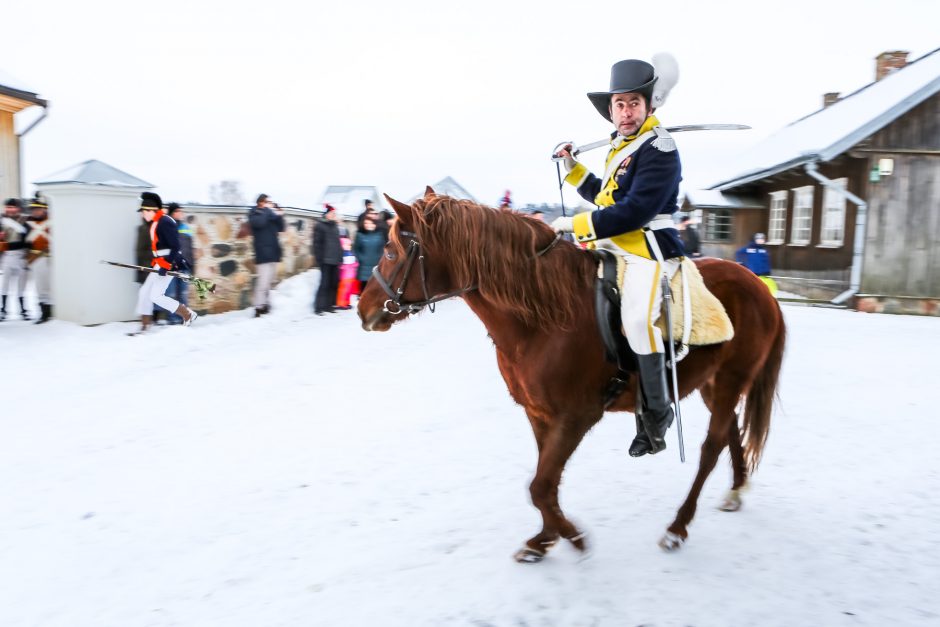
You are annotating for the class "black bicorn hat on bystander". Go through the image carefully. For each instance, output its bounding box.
[138,191,163,212]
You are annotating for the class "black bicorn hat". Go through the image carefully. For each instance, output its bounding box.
[587,59,657,123]
[28,196,48,211]
[138,191,163,212]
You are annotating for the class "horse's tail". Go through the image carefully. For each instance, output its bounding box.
[742,309,786,473]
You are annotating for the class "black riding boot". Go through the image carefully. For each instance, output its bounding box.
[19,296,29,320]
[0,294,6,320]
[35,303,52,324]
[628,353,675,457]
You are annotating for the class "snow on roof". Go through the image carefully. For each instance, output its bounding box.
[684,189,763,209]
[34,160,154,188]
[710,47,940,191]
[409,176,478,203]
[319,185,383,219]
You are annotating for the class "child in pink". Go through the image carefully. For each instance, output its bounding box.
[336,236,359,309]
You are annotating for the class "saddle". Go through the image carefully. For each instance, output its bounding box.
[592,251,734,377]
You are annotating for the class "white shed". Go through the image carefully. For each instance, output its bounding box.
[34,160,154,325]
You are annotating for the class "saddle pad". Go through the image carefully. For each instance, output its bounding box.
[612,257,734,346]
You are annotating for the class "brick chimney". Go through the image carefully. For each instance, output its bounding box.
[823,92,841,108]
[875,51,909,81]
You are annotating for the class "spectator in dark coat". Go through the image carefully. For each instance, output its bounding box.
[166,203,194,324]
[677,213,701,258]
[353,217,386,290]
[736,233,772,276]
[136,212,175,321]
[135,218,152,284]
[313,204,343,314]
[248,193,285,316]
[356,199,390,244]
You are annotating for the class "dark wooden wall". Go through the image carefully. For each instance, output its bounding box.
[860,93,940,297]
[868,92,940,149]
[862,153,940,295]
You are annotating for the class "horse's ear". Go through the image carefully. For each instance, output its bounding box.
[384,194,414,226]
[424,186,436,200]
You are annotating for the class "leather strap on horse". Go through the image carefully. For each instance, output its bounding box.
[373,230,563,316]
[592,249,637,409]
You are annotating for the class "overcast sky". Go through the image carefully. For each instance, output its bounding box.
[6,0,939,209]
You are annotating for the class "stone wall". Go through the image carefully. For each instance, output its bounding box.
[180,204,343,314]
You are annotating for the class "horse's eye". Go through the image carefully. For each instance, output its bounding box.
[385,251,397,261]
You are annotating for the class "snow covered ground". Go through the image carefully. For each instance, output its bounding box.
[1,271,938,627]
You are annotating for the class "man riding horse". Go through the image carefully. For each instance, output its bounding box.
[552,54,683,458]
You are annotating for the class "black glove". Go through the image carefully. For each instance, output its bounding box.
[158,267,168,276]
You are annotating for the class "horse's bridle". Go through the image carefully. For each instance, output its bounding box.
[371,229,563,316]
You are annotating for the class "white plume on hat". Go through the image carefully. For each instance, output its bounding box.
[650,52,679,109]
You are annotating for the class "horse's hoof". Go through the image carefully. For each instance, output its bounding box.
[566,531,588,553]
[658,531,685,552]
[719,490,742,512]
[513,547,545,563]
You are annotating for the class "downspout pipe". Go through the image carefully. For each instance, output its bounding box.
[15,103,49,197]
[803,162,867,305]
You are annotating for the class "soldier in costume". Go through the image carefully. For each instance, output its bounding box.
[1,198,31,320]
[552,54,683,457]
[134,192,197,333]
[25,197,53,323]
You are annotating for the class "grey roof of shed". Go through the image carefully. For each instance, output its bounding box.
[34,160,154,188]
[684,189,763,209]
[710,47,940,191]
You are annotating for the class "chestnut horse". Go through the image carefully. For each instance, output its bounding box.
[358,189,786,562]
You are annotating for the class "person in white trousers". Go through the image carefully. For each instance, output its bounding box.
[1,198,31,320]
[551,54,685,458]
[25,197,53,323]
[134,192,197,333]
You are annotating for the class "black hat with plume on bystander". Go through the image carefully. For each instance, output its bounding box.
[138,192,163,212]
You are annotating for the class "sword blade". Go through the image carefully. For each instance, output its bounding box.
[661,274,686,463]
[564,124,751,158]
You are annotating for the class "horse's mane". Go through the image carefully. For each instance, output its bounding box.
[397,196,594,330]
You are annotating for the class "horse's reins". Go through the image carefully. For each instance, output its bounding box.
[372,229,563,316]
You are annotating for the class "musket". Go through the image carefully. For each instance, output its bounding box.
[101,260,217,299]
[551,124,751,162]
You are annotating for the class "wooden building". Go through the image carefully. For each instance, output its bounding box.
[0,72,47,200]
[685,49,940,314]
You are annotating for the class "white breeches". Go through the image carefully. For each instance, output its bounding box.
[253,262,277,307]
[1,249,28,296]
[619,252,680,355]
[31,256,52,303]
[136,272,178,316]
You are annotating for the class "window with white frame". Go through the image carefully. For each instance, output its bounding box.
[704,209,732,241]
[790,186,814,245]
[768,191,787,243]
[820,178,846,246]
